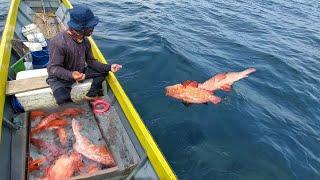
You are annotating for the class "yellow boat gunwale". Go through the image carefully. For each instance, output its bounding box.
[0,0,21,138]
[0,0,176,179]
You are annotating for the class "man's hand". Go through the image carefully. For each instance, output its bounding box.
[72,71,85,82]
[111,64,122,73]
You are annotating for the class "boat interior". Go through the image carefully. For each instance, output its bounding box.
[2,0,161,179]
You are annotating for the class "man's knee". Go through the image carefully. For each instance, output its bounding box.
[95,76,106,83]
[52,88,72,105]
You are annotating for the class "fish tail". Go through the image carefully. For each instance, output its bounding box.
[31,128,41,135]
[30,110,47,121]
[72,119,80,136]
[44,166,51,179]
[241,67,256,77]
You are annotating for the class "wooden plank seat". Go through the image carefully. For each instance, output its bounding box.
[6,76,49,95]
[7,68,95,111]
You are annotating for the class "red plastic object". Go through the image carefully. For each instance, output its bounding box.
[90,99,110,115]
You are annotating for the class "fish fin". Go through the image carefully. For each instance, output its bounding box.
[44,166,51,179]
[182,80,192,87]
[221,84,232,92]
[182,80,198,87]
[182,101,191,106]
[189,81,199,87]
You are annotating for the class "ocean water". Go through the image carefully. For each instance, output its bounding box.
[1,0,320,179]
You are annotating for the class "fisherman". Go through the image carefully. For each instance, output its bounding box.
[47,5,122,105]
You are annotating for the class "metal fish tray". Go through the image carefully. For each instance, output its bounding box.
[26,101,138,179]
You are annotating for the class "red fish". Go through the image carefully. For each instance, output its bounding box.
[44,152,83,180]
[165,82,221,104]
[30,138,64,158]
[46,119,69,129]
[72,119,116,167]
[198,68,256,92]
[31,119,69,135]
[165,68,256,104]
[29,156,47,172]
[31,108,84,135]
[30,110,47,121]
[59,108,85,117]
[56,128,68,146]
[31,113,61,135]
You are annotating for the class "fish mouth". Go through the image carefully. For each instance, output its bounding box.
[165,87,175,96]
[164,87,169,96]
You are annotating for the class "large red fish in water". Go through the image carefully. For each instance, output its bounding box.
[165,68,256,104]
[44,152,83,180]
[72,119,116,167]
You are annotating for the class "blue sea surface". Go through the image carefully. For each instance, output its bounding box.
[1,0,320,179]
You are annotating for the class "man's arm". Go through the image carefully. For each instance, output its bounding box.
[47,41,74,81]
[85,40,111,73]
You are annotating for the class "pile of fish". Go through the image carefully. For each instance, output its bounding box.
[165,68,256,105]
[29,107,116,180]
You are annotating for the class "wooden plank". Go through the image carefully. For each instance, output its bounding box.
[33,12,65,39]
[95,103,140,170]
[11,113,28,180]
[111,94,145,157]
[71,166,118,180]
[71,165,138,180]
[5,76,49,95]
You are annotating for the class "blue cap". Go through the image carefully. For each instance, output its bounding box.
[67,5,99,31]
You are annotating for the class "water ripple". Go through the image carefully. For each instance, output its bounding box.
[0,0,316,179]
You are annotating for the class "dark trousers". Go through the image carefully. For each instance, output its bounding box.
[47,67,107,105]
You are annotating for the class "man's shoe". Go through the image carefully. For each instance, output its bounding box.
[84,95,100,101]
